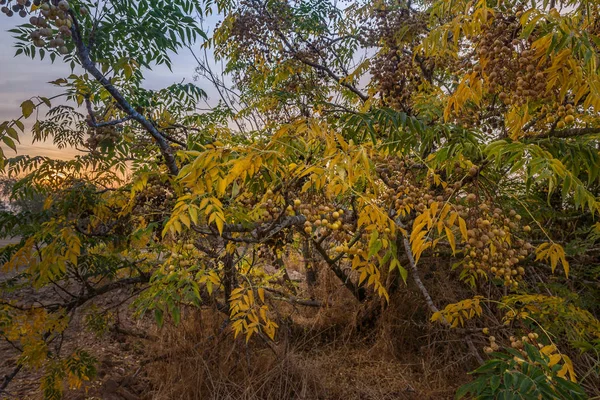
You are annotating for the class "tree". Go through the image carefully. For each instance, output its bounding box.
[1,0,599,398]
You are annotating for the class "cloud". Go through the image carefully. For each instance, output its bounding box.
[14,142,80,160]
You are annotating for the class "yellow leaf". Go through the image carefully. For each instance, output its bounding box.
[458,217,468,241]
[445,226,456,254]
[558,354,577,382]
[358,269,367,285]
[548,354,561,367]
[540,345,556,356]
[189,206,198,225]
[430,202,439,220]
[258,288,265,303]
[179,213,191,229]
[535,242,570,277]
[259,307,267,322]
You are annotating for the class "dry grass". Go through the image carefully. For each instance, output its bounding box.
[143,255,479,399]
[145,290,474,399]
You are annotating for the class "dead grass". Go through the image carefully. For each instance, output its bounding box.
[145,292,473,399]
[143,255,478,399]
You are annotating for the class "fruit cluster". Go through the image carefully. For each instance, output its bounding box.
[366,8,427,111]
[168,241,197,271]
[254,189,285,223]
[376,157,451,216]
[371,50,422,111]
[541,103,576,130]
[288,196,369,256]
[295,200,350,236]
[482,332,540,355]
[85,126,121,149]
[461,200,533,288]
[0,0,31,17]
[473,10,548,106]
[509,333,540,350]
[0,0,80,54]
[133,177,174,219]
[224,0,292,67]
[483,335,500,353]
[513,49,547,104]
[375,156,533,288]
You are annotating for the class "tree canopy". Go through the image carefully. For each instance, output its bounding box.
[1,0,599,398]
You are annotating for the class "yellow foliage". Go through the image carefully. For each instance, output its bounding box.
[431,296,484,328]
[535,242,570,277]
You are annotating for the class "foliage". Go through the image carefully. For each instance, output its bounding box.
[457,342,586,400]
[0,0,599,398]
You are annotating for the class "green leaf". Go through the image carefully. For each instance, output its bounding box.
[490,374,501,391]
[21,100,35,118]
[154,308,164,327]
[2,136,17,151]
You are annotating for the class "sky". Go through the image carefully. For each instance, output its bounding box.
[0,14,220,161]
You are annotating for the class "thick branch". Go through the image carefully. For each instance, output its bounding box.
[59,275,149,312]
[0,364,22,393]
[400,234,442,315]
[88,117,132,128]
[192,214,307,243]
[309,235,367,302]
[396,219,449,325]
[529,126,600,140]
[69,11,179,175]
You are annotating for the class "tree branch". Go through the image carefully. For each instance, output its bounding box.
[0,365,22,393]
[69,10,179,175]
[258,1,368,102]
[529,126,600,140]
[396,219,448,325]
[192,214,307,243]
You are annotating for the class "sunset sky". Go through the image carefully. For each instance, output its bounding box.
[0,15,218,161]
